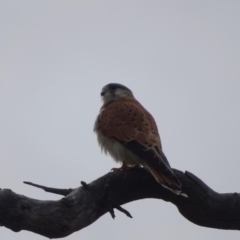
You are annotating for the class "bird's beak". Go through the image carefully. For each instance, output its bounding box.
[101,91,105,97]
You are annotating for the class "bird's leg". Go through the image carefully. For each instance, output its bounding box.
[111,162,140,172]
[111,162,129,172]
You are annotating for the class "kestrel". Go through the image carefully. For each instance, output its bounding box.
[94,83,185,196]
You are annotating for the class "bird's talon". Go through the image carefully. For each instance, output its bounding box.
[111,165,140,172]
[111,167,124,172]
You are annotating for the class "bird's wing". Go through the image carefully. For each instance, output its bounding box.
[98,99,162,148]
[97,99,182,191]
[123,141,181,191]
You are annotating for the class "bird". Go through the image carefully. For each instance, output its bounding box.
[94,83,186,196]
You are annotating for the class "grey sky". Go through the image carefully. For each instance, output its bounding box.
[1,1,240,239]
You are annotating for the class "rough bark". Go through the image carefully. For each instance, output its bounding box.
[0,168,240,238]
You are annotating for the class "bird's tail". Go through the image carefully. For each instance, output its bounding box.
[122,141,188,197]
[145,162,188,198]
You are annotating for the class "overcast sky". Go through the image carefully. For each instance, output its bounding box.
[1,1,240,239]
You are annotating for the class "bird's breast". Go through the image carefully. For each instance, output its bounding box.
[94,125,143,166]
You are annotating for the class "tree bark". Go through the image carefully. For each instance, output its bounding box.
[0,168,240,238]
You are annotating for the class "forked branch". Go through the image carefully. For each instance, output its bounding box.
[0,168,240,238]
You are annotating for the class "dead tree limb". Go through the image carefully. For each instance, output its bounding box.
[0,168,240,238]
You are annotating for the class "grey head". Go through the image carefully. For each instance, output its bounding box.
[100,83,134,105]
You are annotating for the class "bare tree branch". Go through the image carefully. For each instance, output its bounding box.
[23,181,73,196]
[1,168,240,238]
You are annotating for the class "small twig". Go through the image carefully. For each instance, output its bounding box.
[80,181,88,189]
[24,181,73,196]
[114,205,133,218]
[101,179,132,219]
[108,206,116,219]
[107,203,132,219]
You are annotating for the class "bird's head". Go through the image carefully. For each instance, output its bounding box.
[100,83,134,104]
